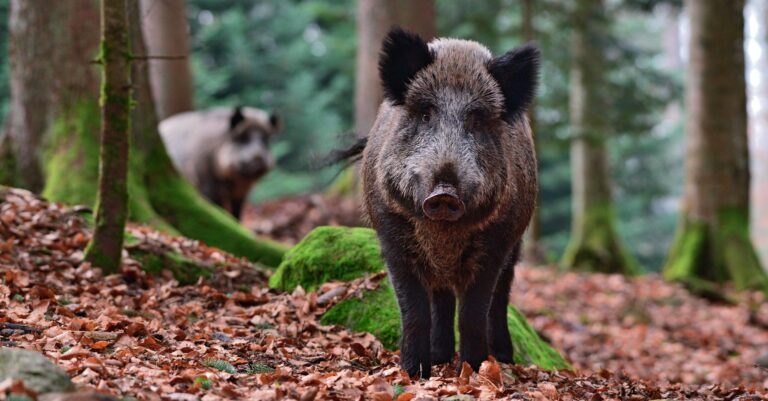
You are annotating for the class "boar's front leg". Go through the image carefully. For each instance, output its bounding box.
[430,288,456,364]
[458,265,500,372]
[388,261,432,378]
[487,258,515,363]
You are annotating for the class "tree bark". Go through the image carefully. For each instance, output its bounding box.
[5,0,287,267]
[85,0,131,272]
[561,0,638,274]
[354,0,436,139]
[139,0,194,120]
[4,1,98,192]
[521,0,546,265]
[664,0,768,292]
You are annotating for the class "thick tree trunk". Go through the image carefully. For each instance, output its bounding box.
[5,1,98,192]
[85,0,131,272]
[521,0,546,265]
[561,0,638,274]
[664,0,768,292]
[354,0,436,139]
[139,0,194,120]
[6,0,286,267]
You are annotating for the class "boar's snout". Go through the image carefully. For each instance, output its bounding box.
[422,184,465,222]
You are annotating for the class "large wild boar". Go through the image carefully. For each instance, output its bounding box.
[356,29,539,378]
[159,107,281,219]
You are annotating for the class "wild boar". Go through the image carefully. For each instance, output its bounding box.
[159,107,282,219]
[359,29,539,378]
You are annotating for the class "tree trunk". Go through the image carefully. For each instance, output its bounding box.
[85,0,131,272]
[5,0,287,267]
[4,1,97,192]
[521,0,546,265]
[354,0,436,139]
[664,0,768,292]
[561,0,638,274]
[139,0,194,120]
[750,0,768,269]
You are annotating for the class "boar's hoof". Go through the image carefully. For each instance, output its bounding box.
[422,184,465,222]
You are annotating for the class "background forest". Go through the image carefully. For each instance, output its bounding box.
[2,0,768,272]
[1,0,768,399]
[0,0,691,269]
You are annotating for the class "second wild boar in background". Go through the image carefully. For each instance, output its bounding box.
[358,28,539,378]
[159,107,282,220]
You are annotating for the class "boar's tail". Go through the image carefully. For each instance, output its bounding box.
[320,137,368,168]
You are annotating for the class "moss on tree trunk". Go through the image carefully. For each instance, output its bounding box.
[273,226,572,371]
[561,204,639,275]
[84,0,131,272]
[665,208,768,293]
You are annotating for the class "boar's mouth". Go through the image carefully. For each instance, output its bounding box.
[421,184,466,222]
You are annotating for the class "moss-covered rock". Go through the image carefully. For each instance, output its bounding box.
[269,226,384,292]
[279,226,571,370]
[321,283,571,370]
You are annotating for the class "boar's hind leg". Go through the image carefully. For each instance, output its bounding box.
[430,288,456,364]
[458,265,500,372]
[488,244,520,363]
[388,261,432,378]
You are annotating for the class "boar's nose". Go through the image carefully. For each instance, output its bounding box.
[422,184,465,222]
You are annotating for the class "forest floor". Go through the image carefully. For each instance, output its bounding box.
[1,188,767,400]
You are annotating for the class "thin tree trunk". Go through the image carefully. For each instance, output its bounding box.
[521,0,546,265]
[85,0,131,272]
[139,0,194,120]
[561,0,638,274]
[664,0,768,292]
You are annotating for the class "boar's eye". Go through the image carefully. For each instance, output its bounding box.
[421,112,431,124]
[465,109,489,129]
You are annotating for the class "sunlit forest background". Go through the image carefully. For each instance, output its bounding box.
[1,0,767,271]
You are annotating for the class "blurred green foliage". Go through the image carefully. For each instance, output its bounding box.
[0,0,682,270]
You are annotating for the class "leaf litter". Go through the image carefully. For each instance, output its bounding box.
[0,187,766,400]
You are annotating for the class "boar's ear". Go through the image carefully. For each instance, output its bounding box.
[487,43,540,120]
[230,106,245,130]
[268,112,283,134]
[379,27,434,105]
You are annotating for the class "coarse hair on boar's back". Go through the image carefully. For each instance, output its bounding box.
[355,28,539,378]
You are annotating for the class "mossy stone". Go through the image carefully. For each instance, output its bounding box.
[269,226,384,292]
[321,283,572,370]
[280,225,571,370]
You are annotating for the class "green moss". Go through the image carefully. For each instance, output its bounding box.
[321,284,401,349]
[506,306,571,370]
[0,136,19,188]
[663,218,708,283]
[43,100,101,207]
[269,226,384,292]
[282,226,571,370]
[321,283,571,370]
[129,247,212,285]
[665,208,768,294]
[146,169,287,267]
[561,203,639,275]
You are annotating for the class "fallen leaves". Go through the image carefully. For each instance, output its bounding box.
[1,187,767,400]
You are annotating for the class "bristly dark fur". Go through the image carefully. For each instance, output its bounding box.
[487,43,540,121]
[362,29,539,379]
[379,27,435,105]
